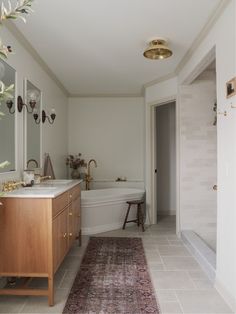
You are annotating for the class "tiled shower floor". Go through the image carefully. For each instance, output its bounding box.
[0,216,233,314]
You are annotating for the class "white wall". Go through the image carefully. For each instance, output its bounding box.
[179,77,217,251]
[68,97,144,188]
[145,77,178,104]
[0,27,68,182]
[178,1,236,309]
[156,102,176,216]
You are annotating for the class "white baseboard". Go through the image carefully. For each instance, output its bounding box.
[215,278,236,313]
[158,210,176,216]
[82,222,136,235]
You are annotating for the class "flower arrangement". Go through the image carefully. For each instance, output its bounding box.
[0,0,34,59]
[66,153,87,170]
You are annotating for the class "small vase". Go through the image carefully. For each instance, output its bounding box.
[71,168,80,179]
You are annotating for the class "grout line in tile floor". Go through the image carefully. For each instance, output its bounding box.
[185,270,199,290]
[174,290,185,314]
[58,270,68,289]
[18,299,28,314]
[158,252,167,271]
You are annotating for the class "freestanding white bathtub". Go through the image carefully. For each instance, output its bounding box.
[81,188,145,235]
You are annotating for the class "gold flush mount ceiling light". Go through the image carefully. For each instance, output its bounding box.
[143,38,173,60]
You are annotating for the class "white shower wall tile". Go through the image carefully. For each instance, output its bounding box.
[179,79,217,251]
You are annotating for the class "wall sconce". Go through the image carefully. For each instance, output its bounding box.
[6,99,15,114]
[42,109,56,124]
[17,95,35,113]
[18,89,40,113]
[33,108,56,125]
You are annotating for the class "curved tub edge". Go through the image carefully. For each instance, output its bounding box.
[81,188,145,235]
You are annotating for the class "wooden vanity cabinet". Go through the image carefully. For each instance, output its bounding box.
[52,185,81,272]
[0,183,81,306]
[69,186,81,246]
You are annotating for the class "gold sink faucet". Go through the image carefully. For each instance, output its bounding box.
[2,181,25,192]
[85,159,97,190]
[40,175,51,182]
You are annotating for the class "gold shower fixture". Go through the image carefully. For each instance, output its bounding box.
[143,38,173,60]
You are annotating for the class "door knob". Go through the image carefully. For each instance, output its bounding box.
[213,185,217,191]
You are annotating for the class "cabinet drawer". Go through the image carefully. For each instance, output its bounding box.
[68,185,81,202]
[52,191,69,217]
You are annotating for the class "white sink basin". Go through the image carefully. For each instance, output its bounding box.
[23,186,57,190]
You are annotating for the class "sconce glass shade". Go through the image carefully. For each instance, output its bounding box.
[143,39,173,60]
[33,108,40,124]
[27,89,40,107]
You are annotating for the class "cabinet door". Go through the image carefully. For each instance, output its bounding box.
[0,198,50,275]
[68,194,81,248]
[52,208,68,273]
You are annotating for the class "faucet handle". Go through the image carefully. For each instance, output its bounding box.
[85,174,93,182]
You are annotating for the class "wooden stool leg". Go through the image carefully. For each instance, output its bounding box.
[122,204,131,230]
[137,205,140,226]
[138,204,145,232]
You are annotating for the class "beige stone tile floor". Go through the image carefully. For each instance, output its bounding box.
[0,216,233,314]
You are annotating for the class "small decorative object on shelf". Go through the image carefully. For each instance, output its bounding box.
[66,153,87,179]
[116,176,127,182]
[226,77,236,98]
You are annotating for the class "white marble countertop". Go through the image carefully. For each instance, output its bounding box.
[1,179,83,198]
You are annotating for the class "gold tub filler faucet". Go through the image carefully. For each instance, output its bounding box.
[85,159,97,190]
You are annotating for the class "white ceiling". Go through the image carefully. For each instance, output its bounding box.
[14,0,222,96]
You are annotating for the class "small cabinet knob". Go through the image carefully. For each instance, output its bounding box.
[69,233,73,237]
[213,185,217,191]
[69,212,72,216]
[63,233,67,238]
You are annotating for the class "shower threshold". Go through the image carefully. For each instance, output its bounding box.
[181,230,216,282]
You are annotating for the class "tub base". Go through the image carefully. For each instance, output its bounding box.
[81,188,145,235]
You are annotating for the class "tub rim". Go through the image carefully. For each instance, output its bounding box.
[81,188,145,207]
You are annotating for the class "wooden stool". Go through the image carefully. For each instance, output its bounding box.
[122,200,145,232]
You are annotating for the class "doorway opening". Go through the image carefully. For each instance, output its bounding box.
[154,101,176,228]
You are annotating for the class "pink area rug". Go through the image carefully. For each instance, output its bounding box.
[63,237,160,314]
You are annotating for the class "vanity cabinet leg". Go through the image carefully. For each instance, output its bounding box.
[78,230,82,247]
[48,276,54,306]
